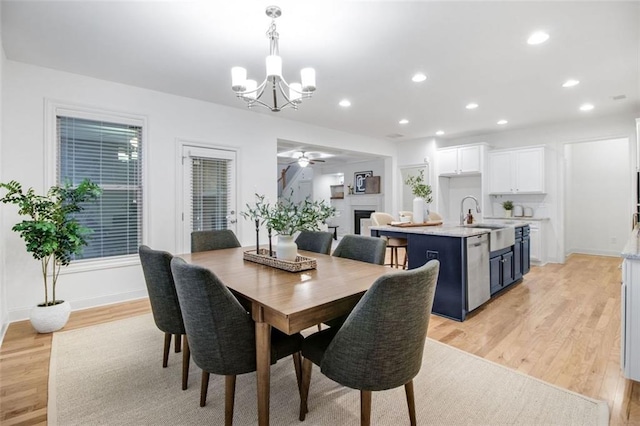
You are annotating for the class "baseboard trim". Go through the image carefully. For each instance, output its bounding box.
[7,290,148,323]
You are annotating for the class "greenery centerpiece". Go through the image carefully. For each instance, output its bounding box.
[404,169,433,223]
[0,179,101,332]
[242,192,335,261]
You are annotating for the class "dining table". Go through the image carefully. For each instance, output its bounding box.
[177,246,390,426]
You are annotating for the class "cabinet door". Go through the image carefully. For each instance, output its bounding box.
[513,238,523,280]
[488,151,513,193]
[530,227,541,261]
[522,236,530,274]
[502,251,514,285]
[459,145,481,174]
[438,148,459,175]
[514,148,544,193]
[490,256,502,294]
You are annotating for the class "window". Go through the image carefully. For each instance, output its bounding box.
[191,157,231,232]
[57,116,143,260]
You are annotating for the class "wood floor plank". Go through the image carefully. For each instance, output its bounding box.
[1,256,639,424]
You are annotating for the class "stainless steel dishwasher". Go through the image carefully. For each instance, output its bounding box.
[466,233,490,312]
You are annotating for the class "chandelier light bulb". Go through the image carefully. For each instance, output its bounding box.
[266,55,282,78]
[301,68,316,92]
[231,67,247,92]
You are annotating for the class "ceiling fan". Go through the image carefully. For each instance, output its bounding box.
[288,152,325,167]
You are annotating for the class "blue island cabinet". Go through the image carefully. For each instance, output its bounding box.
[406,233,468,320]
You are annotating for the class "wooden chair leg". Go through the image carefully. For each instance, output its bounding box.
[292,352,303,393]
[403,247,408,270]
[360,390,372,426]
[405,380,416,426]
[299,358,313,421]
[182,334,190,390]
[162,332,171,368]
[225,375,236,426]
[174,333,182,353]
[200,371,210,407]
[391,247,397,268]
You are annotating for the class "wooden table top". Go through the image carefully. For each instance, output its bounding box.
[178,247,390,333]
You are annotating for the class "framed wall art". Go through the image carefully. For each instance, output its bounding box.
[354,170,373,194]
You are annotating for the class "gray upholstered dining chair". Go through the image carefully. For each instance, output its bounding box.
[191,229,241,253]
[138,245,190,390]
[170,257,304,423]
[299,260,440,426]
[295,230,334,255]
[331,234,386,265]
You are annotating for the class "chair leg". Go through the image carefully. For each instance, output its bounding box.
[299,358,313,421]
[225,375,237,426]
[174,333,182,353]
[402,247,408,270]
[182,334,190,390]
[162,332,171,368]
[391,247,397,268]
[360,390,372,426]
[405,380,416,426]
[200,371,210,407]
[292,352,303,393]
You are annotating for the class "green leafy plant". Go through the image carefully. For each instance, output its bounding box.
[0,179,101,306]
[502,200,514,210]
[242,192,336,236]
[404,169,433,203]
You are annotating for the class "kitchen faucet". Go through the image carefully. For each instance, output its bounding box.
[460,195,481,225]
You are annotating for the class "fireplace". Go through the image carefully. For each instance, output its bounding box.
[354,210,375,235]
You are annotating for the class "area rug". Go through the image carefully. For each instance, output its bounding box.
[49,314,608,425]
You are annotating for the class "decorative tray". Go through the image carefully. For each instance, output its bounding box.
[243,249,317,272]
[390,220,443,227]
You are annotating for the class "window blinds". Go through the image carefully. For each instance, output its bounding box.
[57,116,143,260]
[190,157,230,232]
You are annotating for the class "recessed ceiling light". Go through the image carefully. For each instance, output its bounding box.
[412,73,427,83]
[497,120,508,125]
[339,99,351,107]
[527,31,549,45]
[465,103,479,110]
[579,103,594,111]
[562,79,580,88]
[435,130,445,136]
[399,119,409,125]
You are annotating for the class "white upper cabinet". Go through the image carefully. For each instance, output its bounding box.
[438,145,482,176]
[488,147,545,194]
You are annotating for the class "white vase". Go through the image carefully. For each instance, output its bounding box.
[413,197,425,224]
[505,210,512,218]
[30,300,71,333]
[276,235,298,261]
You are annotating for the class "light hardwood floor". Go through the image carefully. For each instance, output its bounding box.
[1,254,638,425]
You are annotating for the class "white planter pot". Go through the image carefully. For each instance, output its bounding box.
[30,300,71,333]
[504,210,513,218]
[412,197,425,224]
[276,235,298,261]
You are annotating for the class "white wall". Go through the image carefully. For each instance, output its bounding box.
[0,4,8,343]
[1,60,397,321]
[439,114,637,262]
[565,138,631,256]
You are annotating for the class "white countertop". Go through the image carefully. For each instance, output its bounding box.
[622,227,640,259]
[370,223,516,238]
[483,216,550,222]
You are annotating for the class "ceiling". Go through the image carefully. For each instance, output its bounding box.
[2,1,639,147]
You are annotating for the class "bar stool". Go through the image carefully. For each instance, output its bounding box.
[370,212,408,269]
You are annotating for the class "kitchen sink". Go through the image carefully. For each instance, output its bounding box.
[464,223,515,251]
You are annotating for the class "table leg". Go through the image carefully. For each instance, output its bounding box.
[256,320,272,426]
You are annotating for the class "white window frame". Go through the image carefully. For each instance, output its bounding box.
[44,99,149,273]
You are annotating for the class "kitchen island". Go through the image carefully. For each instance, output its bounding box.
[370,223,530,321]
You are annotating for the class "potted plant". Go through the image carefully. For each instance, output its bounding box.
[0,179,101,332]
[502,200,514,218]
[242,192,335,261]
[404,169,433,223]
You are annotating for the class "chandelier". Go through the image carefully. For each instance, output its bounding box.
[231,6,316,112]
